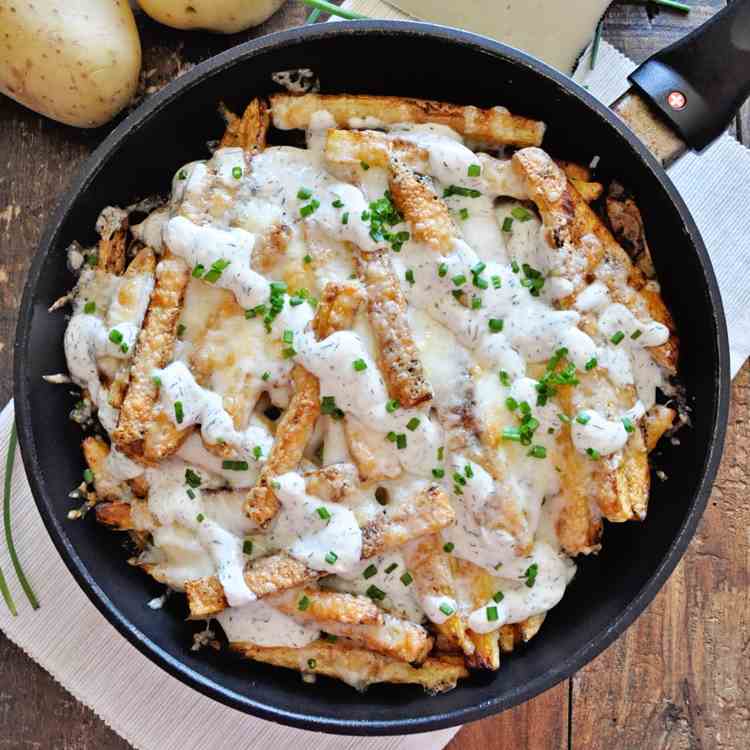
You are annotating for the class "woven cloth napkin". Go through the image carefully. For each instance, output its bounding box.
[3,5,750,749]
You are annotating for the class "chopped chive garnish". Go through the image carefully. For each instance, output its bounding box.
[177,323,187,339]
[453,484,463,495]
[222,460,249,471]
[252,445,263,461]
[353,358,367,372]
[528,445,547,459]
[524,563,539,588]
[499,370,511,387]
[186,488,195,499]
[486,605,499,621]
[300,199,321,218]
[611,330,625,345]
[576,413,591,425]
[502,427,521,442]
[459,207,469,220]
[386,431,397,443]
[363,564,377,579]
[84,300,96,314]
[452,472,466,486]
[438,262,448,277]
[385,562,398,574]
[203,258,231,284]
[243,539,253,555]
[120,342,129,354]
[488,318,504,333]
[506,397,518,411]
[282,329,293,344]
[177,169,187,180]
[473,275,489,290]
[297,187,312,200]
[360,161,370,170]
[303,254,313,264]
[83,468,94,484]
[443,542,455,553]
[471,296,482,310]
[432,467,445,479]
[585,357,598,371]
[321,396,345,420]
[405,269,415,285]
[511,260,520,273]
[196,513,205,523]
[361,210,371,221]
[511,205,534,222]
[316,506,332,522]
[502,217,514,232]
[298,595,310,611]
[307,658,317,669]
[342,211,349,225]
[185,468,201,488]
[152,375,162,387]
[631,329,643,340]
[439,602,455,616]
[464,464,474,478]
[192,264,207,279]
[108,329,123,345]
[437,446,444,461]
[492,275,501,289]
[261,371,271,381]
[472,261,486,276]
[406,417,420,431]
[493,591,504,602]
[396,433,407,450]
[289,296,304,307]
[451,289,464,301]
[400,571,413,586]
[366,584,386,601]
[468,164,481,177]
[231,165,243,179]
[385,399,400,413]
[443,185,481,199]
[332,198,344,208]
[586,447,601,460]
[174,401,184,424]
[622,417,635,433]
[325,550,338,565]
[452,274,467,287]
[558,412,571,424]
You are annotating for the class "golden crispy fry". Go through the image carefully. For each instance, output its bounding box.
[187,485,454,617]
[499,624,516,654]
[403,535,474,657]
[82,436,120,503]
[231,639,468,693]
[360,485,455,558]
[556,160,591,182]
[272,589,433,663]
[610,426,650,521]
[271,587,381,625]
[512,147,678,372]
[113,252,191,463]
[324,128,429,172]
[185,553,325,617]
[388,160,455,251]
[517,613,546,643]
[311,280,365,340]
[344,415,402,482]
[251,223,292,274]
[219,98,270,152]
[570,177,603,204]
[454,559,500,671]
[96,216,128,275]
[95,501,133,529]
[644,404,676,452]
[244,365,321,527]
[355,248,432,408]
[271,93,545,148]
[303,462,359,502]
[108,247,158,409]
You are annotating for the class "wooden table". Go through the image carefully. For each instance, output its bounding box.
[0,2,747,747]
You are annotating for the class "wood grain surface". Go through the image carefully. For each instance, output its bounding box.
[0,2,747,748]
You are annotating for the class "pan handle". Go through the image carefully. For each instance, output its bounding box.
[628,0,750,151]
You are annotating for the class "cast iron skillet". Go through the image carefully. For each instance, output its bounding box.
[14,14,735,736]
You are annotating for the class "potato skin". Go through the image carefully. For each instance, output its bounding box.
[138,0,286,34]
[0,0,141,128]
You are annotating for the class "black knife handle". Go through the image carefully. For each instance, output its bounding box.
[628,0,750,151]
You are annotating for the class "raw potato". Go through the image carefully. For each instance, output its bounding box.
[0,0,141,128]
[138,0,286,33]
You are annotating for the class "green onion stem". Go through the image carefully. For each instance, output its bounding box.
[651,0,690,12]
[306,7,322,23]
[4,423,39,611]
[590,18,604,71]
[301,0,369,20]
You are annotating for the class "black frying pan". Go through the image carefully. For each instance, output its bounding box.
[14,2,742,735]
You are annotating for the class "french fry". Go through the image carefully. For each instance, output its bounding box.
[271,93,545,148]
[96,214,128,275]
[403,535,474,657]
[112,251,191,463]
[454,559,500,671]
[355,248,432,408]
[644,404,676,452]
[517,613,546,643]
[231,639,468,693]
[82,436,121,503]
[271,587,381,625]
[324,128,429,172]
[303,462,359,502]
[219,97,270,152]
[251,223,292,274]
[388,160,455,251]
[345,415,402,482]
[311,280,365,340]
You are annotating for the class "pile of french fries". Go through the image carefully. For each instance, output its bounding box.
[72,92,678,693]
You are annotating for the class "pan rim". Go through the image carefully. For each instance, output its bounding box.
[13,19,731,735]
